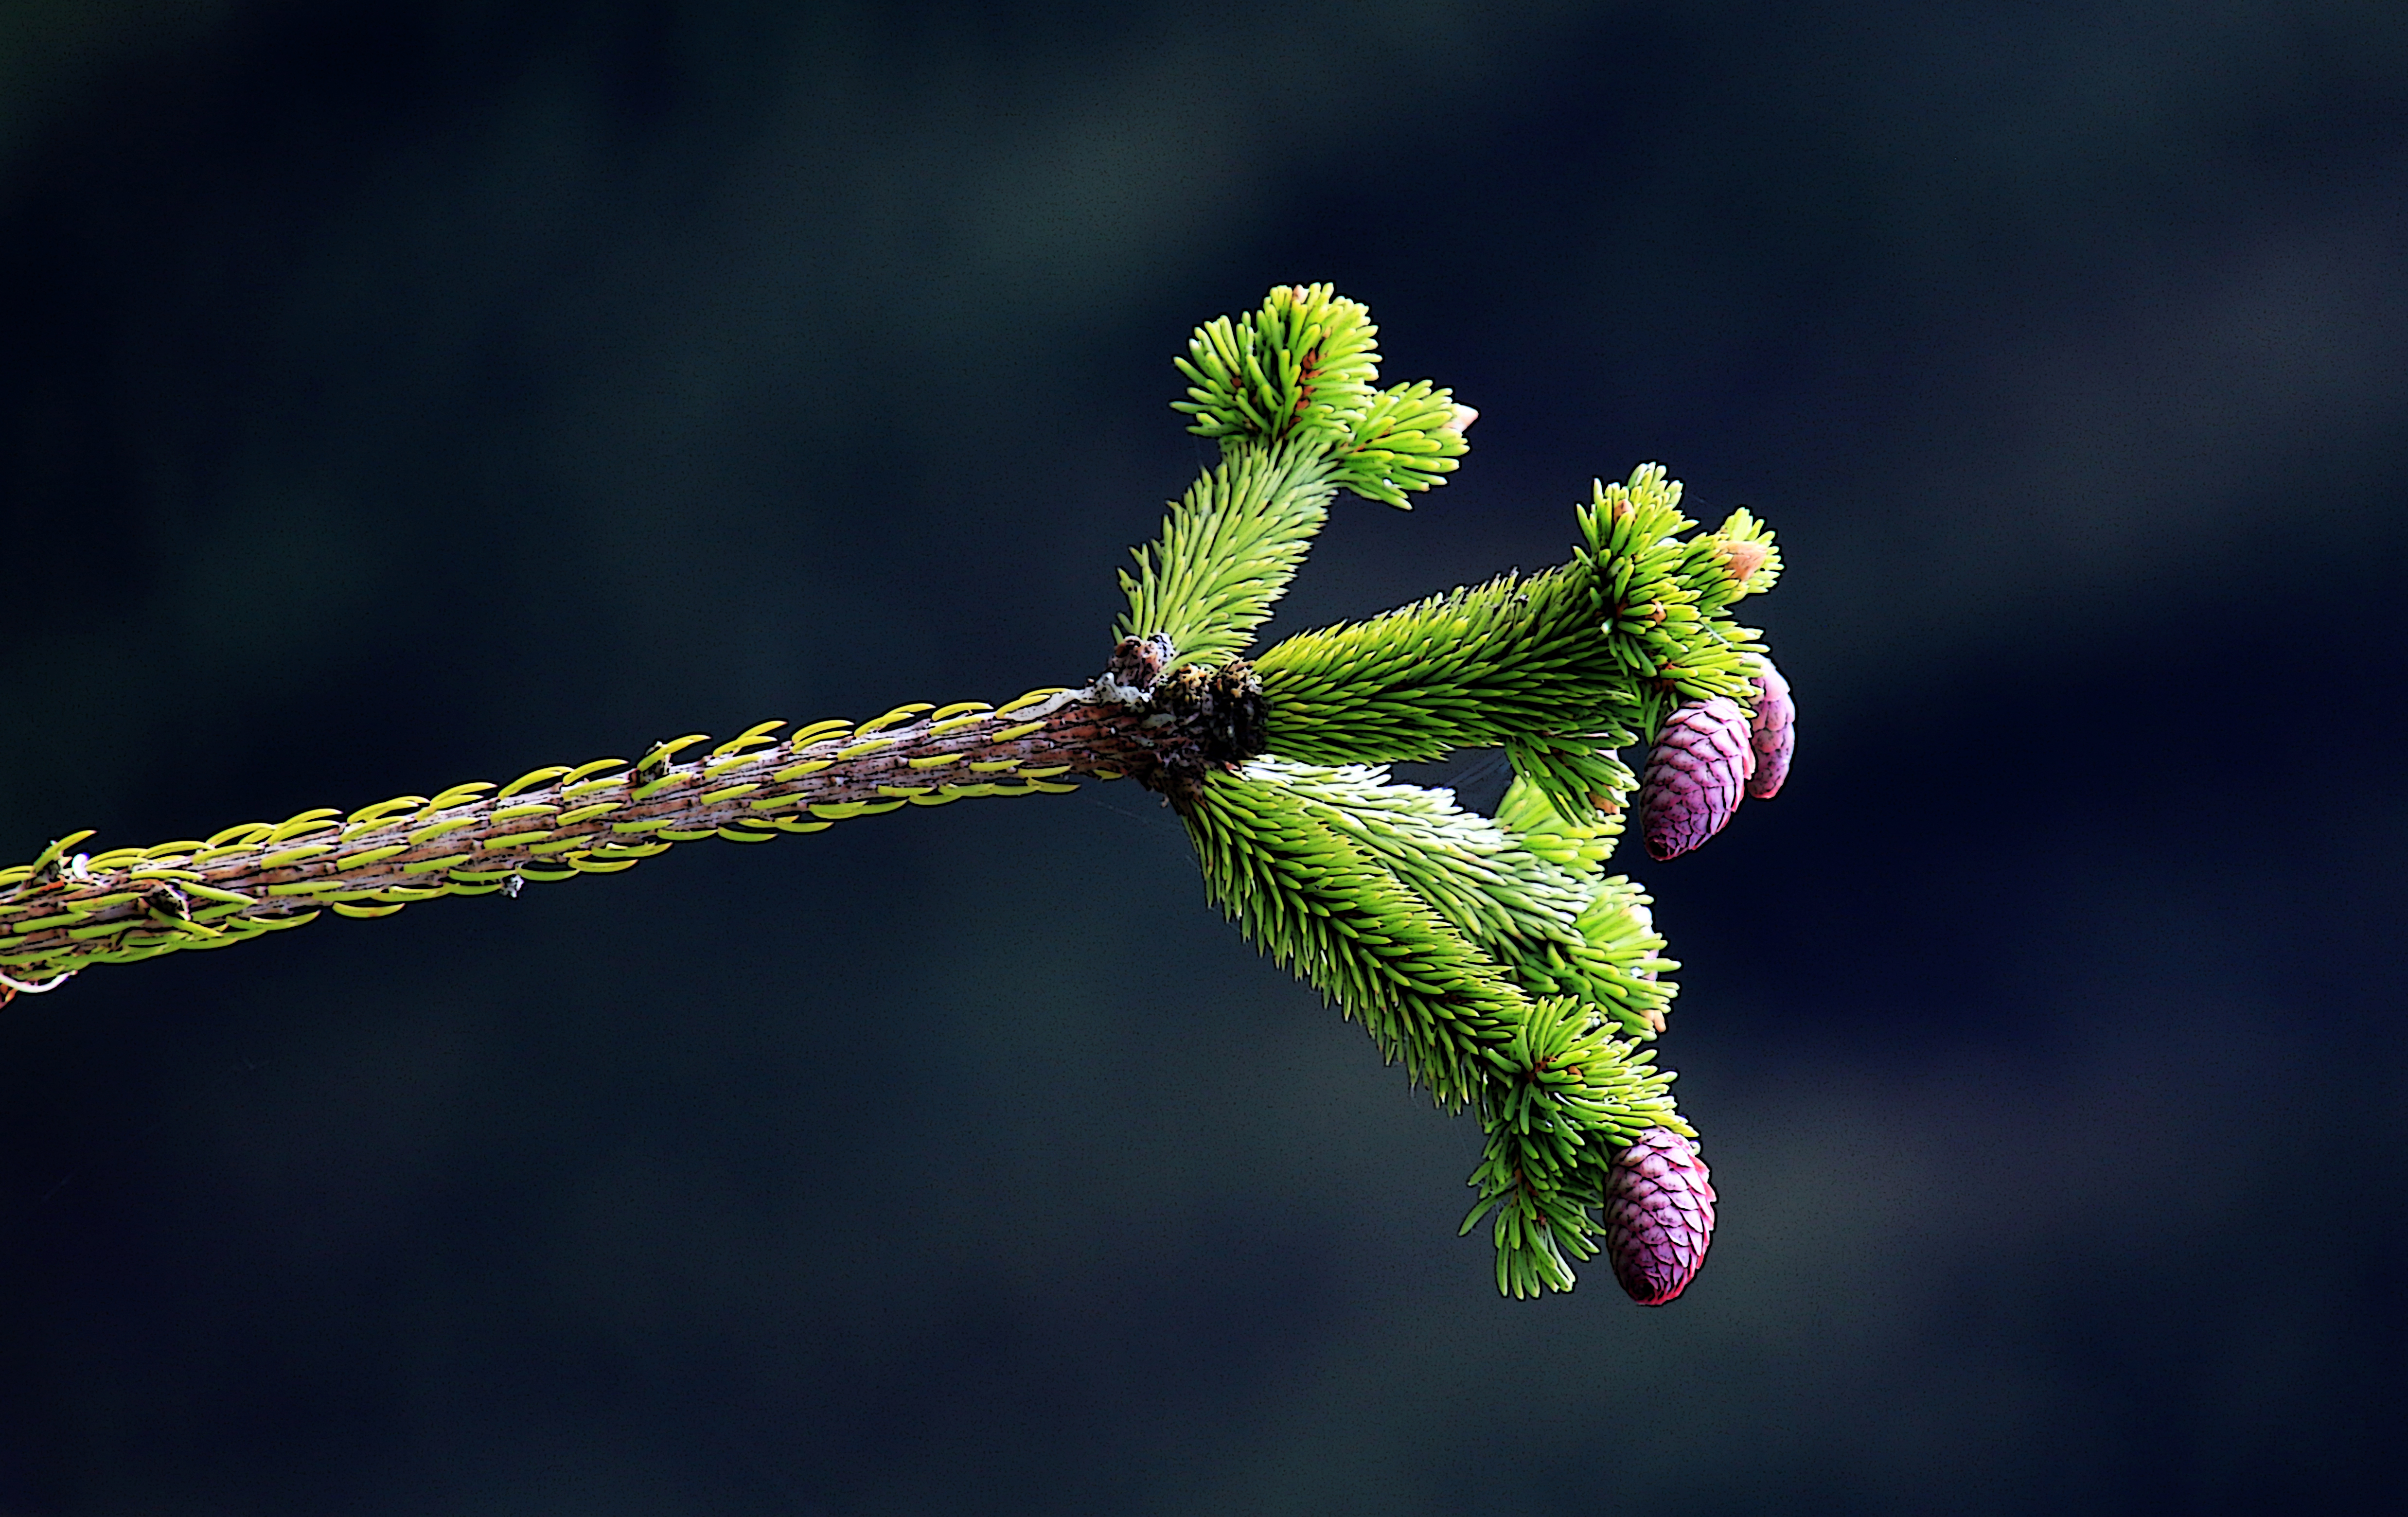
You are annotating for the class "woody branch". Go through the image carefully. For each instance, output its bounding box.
[0,639,1258,985]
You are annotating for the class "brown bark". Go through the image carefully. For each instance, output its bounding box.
[0,690,1183,985]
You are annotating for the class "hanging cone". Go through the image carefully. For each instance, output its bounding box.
[1747,658,1794,800]
[1638,696,1753,860]
[1604,1128,1717,1305]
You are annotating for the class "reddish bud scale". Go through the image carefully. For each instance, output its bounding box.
[1747,659,1794,800]
[1638,697,1753,861]
[1604,1128,1717,1305]
[1716,537,1770,585]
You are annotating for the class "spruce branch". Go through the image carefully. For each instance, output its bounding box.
[2,285,1793,1304]
[0,687,1205,981]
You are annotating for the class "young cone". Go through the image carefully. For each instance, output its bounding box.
[1604,1128,1717,1305]
[1747,658,1795,800]
[1638,696,1754,860]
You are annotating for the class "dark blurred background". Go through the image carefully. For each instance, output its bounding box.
[2,2,2404,1512]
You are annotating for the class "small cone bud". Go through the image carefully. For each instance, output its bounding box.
[1103,633,1176,693]
[1716,537,1770,586]
[1440,404,1479,435]
[1605,1128,1716,1305]
[1638,696,1753,860]
[1746,658,1794,800]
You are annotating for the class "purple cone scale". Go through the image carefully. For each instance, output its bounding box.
[1746,658,1794,800]
[1638,696,1754,861]
[1604,1128,1717,1306]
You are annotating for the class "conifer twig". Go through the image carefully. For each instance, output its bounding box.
[0,653,1260,984]
[3,285,1796,1303]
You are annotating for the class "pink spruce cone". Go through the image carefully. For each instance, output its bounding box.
[1638,696,1754,861]
[1746,658,1794,800]
[1604,1128,1717,1306]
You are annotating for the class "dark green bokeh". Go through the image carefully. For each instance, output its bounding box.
[3,3,2404,1511]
